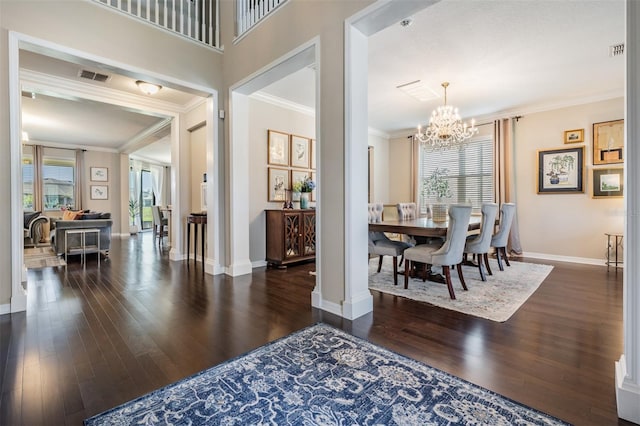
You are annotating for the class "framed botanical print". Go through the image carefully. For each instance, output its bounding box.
[310,139,316,169]
[537,146,584,194]
[268,130,290,166]
[593,119,623,165]
[290,135,310,169]
[90,185,109,200]
[268,167,289,202]
[592,167,623,198]
[90,167,108,181]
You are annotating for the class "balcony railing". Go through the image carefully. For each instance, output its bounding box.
[235,0,287,38]
[94,0,219,49]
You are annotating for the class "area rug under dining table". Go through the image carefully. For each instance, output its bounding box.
[368,258,553,322]
[85,323,569,425]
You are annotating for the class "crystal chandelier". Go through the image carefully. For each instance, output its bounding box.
[415,82,478,150]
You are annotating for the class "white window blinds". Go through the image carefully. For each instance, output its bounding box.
[418,137,494,214]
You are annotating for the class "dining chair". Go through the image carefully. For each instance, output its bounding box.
[403,204,472,299]
[491,203,516,271]
[396,202,417,220]
[151,205,169,246]
[463,203,499,281]
[368,203,412,285]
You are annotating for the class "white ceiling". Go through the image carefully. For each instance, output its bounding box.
[19,0,625,157]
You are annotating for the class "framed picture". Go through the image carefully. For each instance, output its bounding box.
[268,167,290,202]
[593,119,624,165]
[537,146,584,194]
[310,139,316,169]
[90,166,108,181]
[564,129,584,144]
[291,169,310,188]
[268,130,290,166]
[592,167,623,198]
[290,135,310,168]
[90,185,109,200]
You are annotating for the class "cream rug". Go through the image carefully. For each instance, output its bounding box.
[24,246,66,269]
[369,258,553,322]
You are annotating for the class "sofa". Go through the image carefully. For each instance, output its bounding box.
[50,212,113,257]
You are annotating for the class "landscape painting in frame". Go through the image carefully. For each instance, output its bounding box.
[537,146,584,193]
[592,167,623,198]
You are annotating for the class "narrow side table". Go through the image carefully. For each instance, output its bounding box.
[605,232,623,271]
[65,228,100,267]
[187,213,207,272]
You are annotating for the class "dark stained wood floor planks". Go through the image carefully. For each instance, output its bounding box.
[0,232,632,425]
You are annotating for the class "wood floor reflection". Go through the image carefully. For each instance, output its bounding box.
[0,232,630,425]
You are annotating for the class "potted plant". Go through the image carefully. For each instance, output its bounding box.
[422,168,453,221]
[129,199,139,234]
[298,177,315,209]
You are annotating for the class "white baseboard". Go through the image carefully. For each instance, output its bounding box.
[522,252,605,266]
[615,355,640,423]
[226,259,253,276]
[342,292,373,320]
[311,291,343,317]
[252,260,268,268]
[0,303,10,315]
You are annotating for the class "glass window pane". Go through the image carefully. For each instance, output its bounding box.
[42,150,75,210]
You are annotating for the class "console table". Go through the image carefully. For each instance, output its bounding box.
[265,209,316,267]
[65,228,100,266]
[187,213,207,272]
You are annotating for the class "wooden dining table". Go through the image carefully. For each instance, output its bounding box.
[368,215,484,283]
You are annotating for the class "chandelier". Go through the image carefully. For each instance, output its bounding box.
[415,82,478,150]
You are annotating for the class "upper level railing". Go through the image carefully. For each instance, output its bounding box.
[94,0,219,49]
[235,0,287,38]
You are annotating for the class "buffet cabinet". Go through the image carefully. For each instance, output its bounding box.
[265,209,316,266]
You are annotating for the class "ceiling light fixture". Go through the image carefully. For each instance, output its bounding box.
[136,80,162,95]
[416,82,478,150]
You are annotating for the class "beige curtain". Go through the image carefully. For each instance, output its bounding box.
[33,145,44,212]
[494,118,523,255]
[75,150,84,210]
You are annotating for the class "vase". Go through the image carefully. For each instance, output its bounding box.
[431,203,448,222]
[300,192,310,209]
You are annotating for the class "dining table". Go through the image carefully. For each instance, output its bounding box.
[368,215,484,283]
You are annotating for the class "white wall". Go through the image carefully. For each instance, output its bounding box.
[248,97,315,264]
[83,150,122,233]
[367,130,390,204]
[516,97,624,262]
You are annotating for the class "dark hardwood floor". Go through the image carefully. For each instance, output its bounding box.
[0,232,631,425]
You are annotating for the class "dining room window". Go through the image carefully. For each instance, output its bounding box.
[418,137,494,215]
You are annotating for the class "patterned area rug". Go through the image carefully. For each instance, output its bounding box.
[369,258,553,322]
[85,324,569,425]
[24,246,66,269]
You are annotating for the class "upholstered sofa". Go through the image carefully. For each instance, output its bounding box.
[50,214,113,257]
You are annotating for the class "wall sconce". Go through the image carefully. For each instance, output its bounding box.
[136,80,162,95]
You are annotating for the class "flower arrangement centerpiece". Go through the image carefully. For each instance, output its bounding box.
[293,177,315,208]
[422,168,452,221]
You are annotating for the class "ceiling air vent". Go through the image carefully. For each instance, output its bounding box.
[78,69,111,83]
[396,80,439,102]
[609,43,624,57]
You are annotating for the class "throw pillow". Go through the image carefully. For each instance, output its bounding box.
[82,212,102,220]
[99,212,111,219]
[62,210,81,220]
[24,211,41,229]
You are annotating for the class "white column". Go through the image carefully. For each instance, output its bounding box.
[342,22,372,320]
[615,1,640,422]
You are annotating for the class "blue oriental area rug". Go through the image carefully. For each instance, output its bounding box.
[85,323,569,425]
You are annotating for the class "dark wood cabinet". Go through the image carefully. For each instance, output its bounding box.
[265,209,316,266]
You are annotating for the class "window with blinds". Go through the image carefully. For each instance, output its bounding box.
[418,137,494,214]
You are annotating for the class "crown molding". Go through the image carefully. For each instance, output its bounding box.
[24,139,119,153]
[250,91,315,117]
[368,127,390,139]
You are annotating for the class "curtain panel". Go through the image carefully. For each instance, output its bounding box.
[494,119,523,255]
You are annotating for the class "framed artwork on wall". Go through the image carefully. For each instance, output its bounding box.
[592,167,623,198]
[90,185,109,200]
[537,146,584,194]
[291,170,310,187]
[268,130,290,166]
[268,167,290,202]
[310,139,316,170]
[593,119,623,165]
[90,167,108,181]
[563,129,584,144]
[290,135,310,169]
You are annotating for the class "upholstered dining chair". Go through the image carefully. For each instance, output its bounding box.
[463,203,499,281]
[403,204,472,299]
[151,205,169,246]
[490,203,516,271]
[396,202,417,220]
[368,203,412,286]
